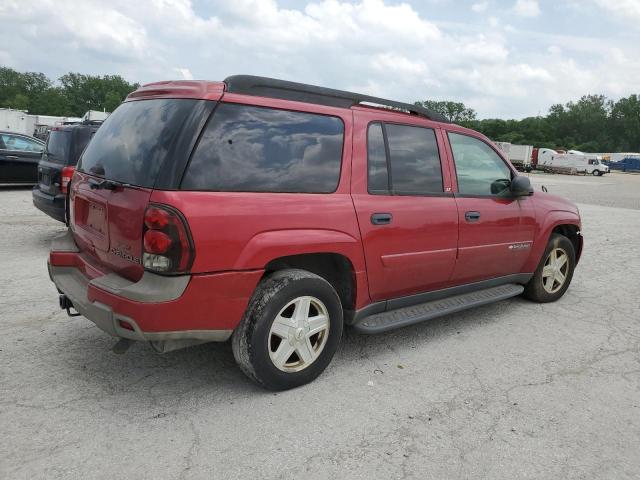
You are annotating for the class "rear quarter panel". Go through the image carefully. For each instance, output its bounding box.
[150,97,367,281]
[151,190,366,274]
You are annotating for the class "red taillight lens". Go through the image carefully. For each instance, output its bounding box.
[144,230,172,254]
[142,204,194,274]
[144,207,170,230]
[61,166,75,194]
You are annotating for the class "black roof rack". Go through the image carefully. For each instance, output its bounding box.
[224,75,450,123]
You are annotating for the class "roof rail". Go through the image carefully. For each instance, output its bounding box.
[224,75,450,123]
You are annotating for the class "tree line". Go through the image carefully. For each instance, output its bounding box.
[2,66,638,152]
[416,95,640,152]
[0,66,139,117]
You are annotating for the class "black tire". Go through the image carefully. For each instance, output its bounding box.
[232,269,343,390]
[523,233,576,303]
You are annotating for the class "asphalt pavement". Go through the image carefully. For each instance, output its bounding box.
[1,172,639,479]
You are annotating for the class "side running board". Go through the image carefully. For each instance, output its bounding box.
[353,284,524,334]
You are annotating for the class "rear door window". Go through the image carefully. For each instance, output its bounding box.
[367,123,389,193]
[78,99,202,187]
[181,103,344,193]
[70,127,96,165]
[366,123,444,195]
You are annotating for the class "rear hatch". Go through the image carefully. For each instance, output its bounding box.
[70,97,213,281]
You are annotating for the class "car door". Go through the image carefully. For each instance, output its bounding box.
[0,133,43,183]
[351,109,459,302]
[446,131,536,284]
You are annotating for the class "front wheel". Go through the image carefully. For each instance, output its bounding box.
[232,269,343,390]
[524,233,576,303]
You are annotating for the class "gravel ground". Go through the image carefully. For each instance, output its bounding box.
[1,174,639,480]
[528,170,640,210]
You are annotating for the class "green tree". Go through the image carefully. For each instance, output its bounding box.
[59,73,138,115]
[414,100,477,123]
[610,94,640,151]
[0,66,138,116]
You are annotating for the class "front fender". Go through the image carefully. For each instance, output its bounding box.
[233,229,366,271]
[522,210,581,272]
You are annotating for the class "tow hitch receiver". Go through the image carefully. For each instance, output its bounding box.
[59,294,81,317]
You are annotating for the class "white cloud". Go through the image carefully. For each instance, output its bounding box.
[591,0,640,22]
[175,68,194,80]
[471,2,489,13]
[0,0,638,119]
[513,0,541,17]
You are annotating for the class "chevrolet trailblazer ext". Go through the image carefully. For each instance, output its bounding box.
[49,76,582,390]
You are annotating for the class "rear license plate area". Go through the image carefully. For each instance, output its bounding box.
[86,202,106,234]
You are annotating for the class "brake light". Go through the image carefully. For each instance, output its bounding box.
[144,207,170,229]
[144,230,172,254]
[61,166,75,194]
[142,204,194,274]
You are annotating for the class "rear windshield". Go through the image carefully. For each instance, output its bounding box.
[78,99,200,187]
[45,130,71,164]
[181,103,344,193]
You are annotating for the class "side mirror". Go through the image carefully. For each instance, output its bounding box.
[510,175,534,197]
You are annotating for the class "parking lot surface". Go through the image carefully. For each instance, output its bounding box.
[1,172,639,479]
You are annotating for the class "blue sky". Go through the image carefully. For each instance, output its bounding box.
[2,0,639,118]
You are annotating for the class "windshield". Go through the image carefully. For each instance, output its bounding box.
[78,99,201,187]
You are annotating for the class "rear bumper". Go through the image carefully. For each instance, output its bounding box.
[32,187,66,223]
[49,230,263,350]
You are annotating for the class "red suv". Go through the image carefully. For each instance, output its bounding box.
[49,76,582,390]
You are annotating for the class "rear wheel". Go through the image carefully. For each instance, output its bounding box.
[524,233,575,303]
[232,269,343,390]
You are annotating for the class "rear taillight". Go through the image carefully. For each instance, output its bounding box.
[142,204,194,274]
[61,166,75,194]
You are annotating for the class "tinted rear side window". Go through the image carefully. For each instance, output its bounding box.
[70,127,96,165]
[181,103,344,193]
[366,123,443,195]
[45,130,71,164]
[367,123,389,193]
[79,99,201,187]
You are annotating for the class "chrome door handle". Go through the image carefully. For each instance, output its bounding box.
[371,213,392,225]
[465,211,481,222]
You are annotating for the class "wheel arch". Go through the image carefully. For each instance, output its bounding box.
[523,212,582,271]
[234,229,370,315]
[262,252,358,314]
[551,224,583,263]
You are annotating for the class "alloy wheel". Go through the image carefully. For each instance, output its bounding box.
[541,248,569,294]
[268,296,330,372]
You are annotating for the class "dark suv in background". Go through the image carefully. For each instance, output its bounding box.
[32,122,102,222]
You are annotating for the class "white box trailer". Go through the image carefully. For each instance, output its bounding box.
[82,110,109,122]
[538,151,609,176]
[494,142,534,171]
[0,108,37,135]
